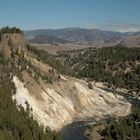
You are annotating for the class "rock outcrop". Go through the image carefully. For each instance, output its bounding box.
[0,33,26,59]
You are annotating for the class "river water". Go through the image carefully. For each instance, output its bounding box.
[61,121,90,140]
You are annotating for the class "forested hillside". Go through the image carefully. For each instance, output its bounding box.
[28,44,140,95]
[57,45,140,95]
[86,106,140,140]
[0,56,61,140]
[26,44,73,75]
[0,27,61,140]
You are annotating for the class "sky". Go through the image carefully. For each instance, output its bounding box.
[0,0,140,32]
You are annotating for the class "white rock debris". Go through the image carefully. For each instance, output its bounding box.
[60,74,68,81]
[12,76,131,131]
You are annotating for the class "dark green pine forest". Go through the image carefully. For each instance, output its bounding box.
[57,45,140,94]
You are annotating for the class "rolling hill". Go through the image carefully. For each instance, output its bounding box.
[29,34,71,44]
[25,28,124,45]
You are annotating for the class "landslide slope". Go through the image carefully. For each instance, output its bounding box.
[12,56,131,131]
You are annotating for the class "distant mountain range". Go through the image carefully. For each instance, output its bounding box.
[24,28,140,46]
[29,35,71,45]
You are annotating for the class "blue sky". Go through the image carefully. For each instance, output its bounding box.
[0,0,140,32]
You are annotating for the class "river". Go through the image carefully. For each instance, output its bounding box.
[61,121,91,140]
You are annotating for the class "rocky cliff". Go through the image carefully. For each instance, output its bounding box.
[12,57,131,131]
[0,32,26,59]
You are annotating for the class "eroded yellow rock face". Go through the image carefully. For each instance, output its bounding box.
[12,75,131,131]
[0,33,26,59]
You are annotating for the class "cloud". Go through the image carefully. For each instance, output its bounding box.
[102,21,140,32]
[85,21,140,32]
